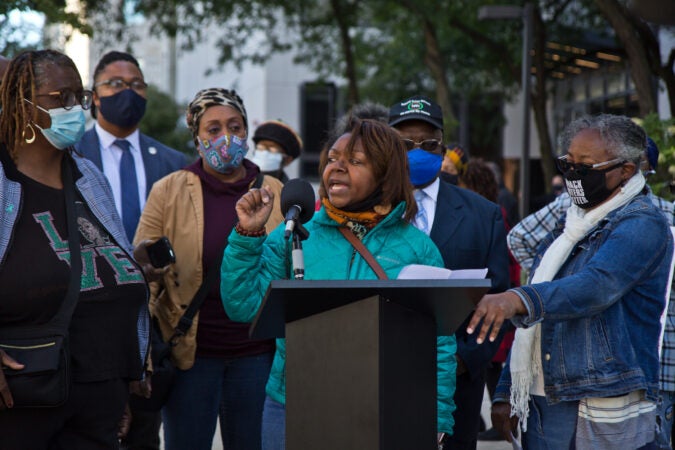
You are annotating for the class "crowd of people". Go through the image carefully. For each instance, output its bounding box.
[0,47,673,450]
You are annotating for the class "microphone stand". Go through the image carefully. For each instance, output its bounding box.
[291,222,309,280]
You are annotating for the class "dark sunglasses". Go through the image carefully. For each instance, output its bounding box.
[402,138,442,152]
[36,89,93,111]
[555,155,626,176]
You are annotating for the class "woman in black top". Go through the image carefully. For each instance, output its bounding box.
[0,50,151,449]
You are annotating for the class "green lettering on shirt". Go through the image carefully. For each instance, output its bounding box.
[33,212,69,251]
[80,248,103,291]
[98,246,144,284]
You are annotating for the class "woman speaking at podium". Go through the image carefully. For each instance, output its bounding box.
[221,118,455,448]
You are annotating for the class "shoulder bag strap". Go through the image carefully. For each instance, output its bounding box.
[50,156,83,331]
[338,227,388,280]
[169,249,222,345]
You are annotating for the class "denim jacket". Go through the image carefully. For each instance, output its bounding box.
[0,151,150,369]
[495,193,673,404]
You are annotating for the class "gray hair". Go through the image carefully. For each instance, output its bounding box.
[557,114,646,163]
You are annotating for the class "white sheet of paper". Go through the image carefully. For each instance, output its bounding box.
[397,264,488,280]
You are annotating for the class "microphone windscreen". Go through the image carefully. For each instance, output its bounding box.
[280,178,316,224]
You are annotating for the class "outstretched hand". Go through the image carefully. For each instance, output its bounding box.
[0,349,24,409]
[466,291,525,344]
[235,186,275,232]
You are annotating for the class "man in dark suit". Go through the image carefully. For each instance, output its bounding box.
[76,51,187,243]
[75,51,187,450]
[389,95,510,450]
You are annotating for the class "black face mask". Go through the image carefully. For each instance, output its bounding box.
[99,89,147,128]
[563,162,624,209]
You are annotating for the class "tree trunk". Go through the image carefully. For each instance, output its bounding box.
[400,0,456,139]
[532,6,555,192]
[594,0,657,116]
[330,0,359,107]
[421,18,456,139]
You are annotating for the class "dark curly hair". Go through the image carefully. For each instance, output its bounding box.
[458,158,499,203]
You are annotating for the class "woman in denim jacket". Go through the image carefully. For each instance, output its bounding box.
[467,114,674,449]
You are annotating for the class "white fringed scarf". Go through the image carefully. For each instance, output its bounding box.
[509,172,646,431]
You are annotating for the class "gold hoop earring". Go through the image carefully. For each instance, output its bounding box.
[23,123,36,144]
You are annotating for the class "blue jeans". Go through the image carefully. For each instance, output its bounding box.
[261,396,285,450]
[655,390,675,449]
[524,395,578,450]
[162,353,273,450]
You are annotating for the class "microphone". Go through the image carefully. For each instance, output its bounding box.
[281,178,316,239]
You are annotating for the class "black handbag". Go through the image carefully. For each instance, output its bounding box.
[0,157,82,408]
[129,248,224,412]
[128,316,174,411]
[0,335,71,408]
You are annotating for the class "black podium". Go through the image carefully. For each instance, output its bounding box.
[250,279,490,450]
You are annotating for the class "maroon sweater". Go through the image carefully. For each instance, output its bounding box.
[185,159,275,359]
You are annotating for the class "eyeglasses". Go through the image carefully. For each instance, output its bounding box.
[402,138,442,152]
[555,155,626,176]
[35,89,93,110]
[94,78,148,92]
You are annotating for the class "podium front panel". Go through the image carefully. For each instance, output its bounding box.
[285,295,436,450]
[251,279,490,339]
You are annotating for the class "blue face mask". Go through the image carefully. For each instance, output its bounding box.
[26,100,86,150]
[98,89,147,128]
[198,133,249,174]
[407,148,443,187]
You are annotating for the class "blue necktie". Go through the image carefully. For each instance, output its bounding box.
[115,139,141,242]
[414,190,429,235]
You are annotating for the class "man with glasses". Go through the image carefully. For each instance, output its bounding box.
[389,95,510,450]
[75,51,187,450]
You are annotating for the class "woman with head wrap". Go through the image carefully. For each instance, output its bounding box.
[134,88,284,450]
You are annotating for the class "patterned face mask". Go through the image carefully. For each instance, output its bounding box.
[198,133,249,174]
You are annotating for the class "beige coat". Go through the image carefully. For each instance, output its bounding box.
[134,169,284,369]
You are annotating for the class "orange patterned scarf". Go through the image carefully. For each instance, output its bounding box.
[321,198,388,239]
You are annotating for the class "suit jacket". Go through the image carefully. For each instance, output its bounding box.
[430,180,510,378]
[75,128,189,198]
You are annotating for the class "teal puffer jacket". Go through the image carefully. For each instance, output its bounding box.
[221,202,457,434]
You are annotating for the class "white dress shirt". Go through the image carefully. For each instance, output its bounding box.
[413,177,440,235]
[94,123,147,219]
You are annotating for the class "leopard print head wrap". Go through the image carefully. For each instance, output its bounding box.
[186,88,248,146]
